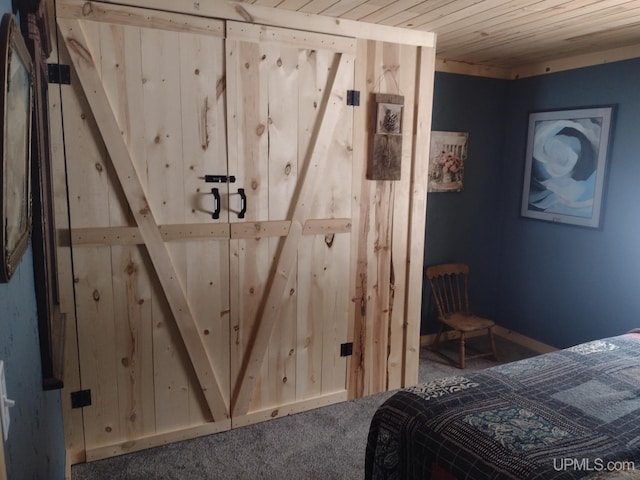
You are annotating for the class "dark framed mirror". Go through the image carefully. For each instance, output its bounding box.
[14,0,64,389]
[0,13,33,282]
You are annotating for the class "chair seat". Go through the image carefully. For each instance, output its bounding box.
[441,313,495,332]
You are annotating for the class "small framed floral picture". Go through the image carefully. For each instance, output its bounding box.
[520,106,614,228]
[428,131,468,192]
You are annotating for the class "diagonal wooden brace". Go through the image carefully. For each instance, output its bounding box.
[231,51,355,416]
[58,17,229,421]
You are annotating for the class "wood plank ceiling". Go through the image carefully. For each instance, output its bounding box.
[245,0,640,78]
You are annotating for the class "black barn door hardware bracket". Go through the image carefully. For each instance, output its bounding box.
[205,175,236,183]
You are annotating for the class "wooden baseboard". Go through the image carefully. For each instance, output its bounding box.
[492,326,556,354]
[232,391,348,429]
[420,325,556,354]
[64,451,72,480]
[85,420,232,462]
[1,415,6,480]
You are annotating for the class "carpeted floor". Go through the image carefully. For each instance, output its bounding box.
[71,335,540,480]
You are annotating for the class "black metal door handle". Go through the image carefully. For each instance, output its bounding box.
[238,188,246,219]
[211,188,221,219]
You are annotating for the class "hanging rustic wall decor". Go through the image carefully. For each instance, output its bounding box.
[368,93,404,181]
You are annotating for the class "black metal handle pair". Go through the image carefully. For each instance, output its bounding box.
[211,188,246,219]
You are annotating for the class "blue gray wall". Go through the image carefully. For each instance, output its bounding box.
[1,246,65,479]
[422,73,508,333]
[497,58,640,347]
[0,3,66,479]
[423,58,640,348]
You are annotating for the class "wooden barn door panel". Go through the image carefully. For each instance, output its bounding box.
[225,23,356,425]
[56,8,231,458]
[56,0,361,457]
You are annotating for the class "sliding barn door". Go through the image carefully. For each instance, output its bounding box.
[55,1,356,459]
[225,23,356,425]
[56,6,231,458]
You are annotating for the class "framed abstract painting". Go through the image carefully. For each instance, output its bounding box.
[520,106,614,228]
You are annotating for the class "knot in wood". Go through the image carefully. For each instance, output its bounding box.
[92,289,100,302]
[82,2,93,16]
[125,261,136,275]
[67,38,94,66]
[324,233,335,248]
[235,5,254,23]
[256,124,265,136]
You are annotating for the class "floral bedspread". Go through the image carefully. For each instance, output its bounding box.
[365,334,640,479]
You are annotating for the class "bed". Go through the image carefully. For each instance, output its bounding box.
[365,332,640,479]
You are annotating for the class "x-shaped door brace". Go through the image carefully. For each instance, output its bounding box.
[58,17,230,421]
[58,15,353,422]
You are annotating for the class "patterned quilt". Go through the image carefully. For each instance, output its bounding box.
[365,333,640,479]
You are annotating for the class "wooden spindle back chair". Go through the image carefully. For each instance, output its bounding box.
[425,263,498,369]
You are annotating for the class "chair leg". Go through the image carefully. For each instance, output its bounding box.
[432,325,445,352]
[459,332,466,369]
[488,326,498,361]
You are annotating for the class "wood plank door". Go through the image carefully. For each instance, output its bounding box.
[55,0,357,459]
[56,4,232,459]
[225,23,356,426]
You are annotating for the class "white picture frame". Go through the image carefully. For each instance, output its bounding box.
[520,106,614,228]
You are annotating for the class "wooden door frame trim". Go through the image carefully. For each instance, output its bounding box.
[57,0,436,48]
